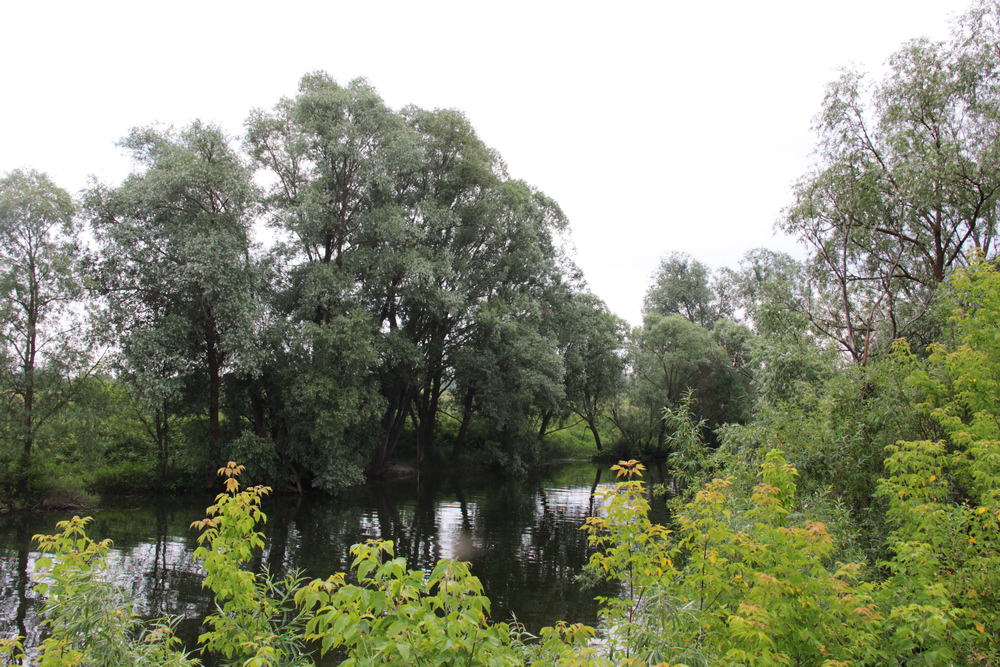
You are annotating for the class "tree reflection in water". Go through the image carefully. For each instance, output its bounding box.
[0,461,670,653]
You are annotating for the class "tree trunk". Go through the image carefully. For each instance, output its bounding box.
[414,374,442,467]
[17,301,37,497]
[451,389,476,463]
[283,459,304,495]
[537,410,553,441]
[587,417,603,452]
[656,413,668,455]
[368,386,410,477]
[251,389,269,439]
[155,410,170,482]
[204,311,222,487]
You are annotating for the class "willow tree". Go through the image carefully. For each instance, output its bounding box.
[246,74,421,486]
[643,252,716,326]
[442,176,572,460]
[558,291,627,452]
[379,105,512,467]
[89,122,262,479]
[783,0,1000,363]
[249,73,573,480]
[0,170,87,492]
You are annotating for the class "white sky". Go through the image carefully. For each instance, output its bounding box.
[0,0,973,324]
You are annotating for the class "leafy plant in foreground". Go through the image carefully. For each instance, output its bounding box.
[191,462,312,665]
[32,516,197,666]
[584,456,883,666]
[24,461,603,666]
[872,259,1000,665]
[190,462,599,666]
[296,540,516,665]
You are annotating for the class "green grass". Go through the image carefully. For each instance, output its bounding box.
[539,418,600,459]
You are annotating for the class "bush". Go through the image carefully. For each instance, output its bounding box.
[88,461,157,495]
[583,457,882,666]
[32,516,197,666]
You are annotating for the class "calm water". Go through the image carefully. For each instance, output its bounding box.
[0,461,670,655]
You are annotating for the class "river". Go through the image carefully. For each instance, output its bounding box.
[0,460,670,657]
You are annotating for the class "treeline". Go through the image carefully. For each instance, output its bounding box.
[4,0,1000,506]
[1,74,631,501]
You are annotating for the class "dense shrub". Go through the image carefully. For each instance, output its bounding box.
[88,461,158,495]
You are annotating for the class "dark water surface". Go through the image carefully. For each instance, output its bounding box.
[0,461,670,654]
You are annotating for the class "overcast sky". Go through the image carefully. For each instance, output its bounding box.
[0,0,975,323]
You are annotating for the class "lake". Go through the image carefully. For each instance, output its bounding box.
[0,460,670,657]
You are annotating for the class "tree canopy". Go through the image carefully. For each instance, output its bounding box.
[0,169,88,492]
[782,2,1000,362]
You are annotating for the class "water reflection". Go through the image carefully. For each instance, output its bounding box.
[0,461,670,653]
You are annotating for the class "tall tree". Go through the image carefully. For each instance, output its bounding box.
[713,248,804,333]
[611,314,714,454]
[89,122,262,479]
[444,180,570,466]
[249,73,572,477]
[643,252,716,326]
[247,74,421,481]
[714,248,834,404]
[782,1,1000,362]
[361,105,510,468]
[558,291,626,452]
[0,169,88,491]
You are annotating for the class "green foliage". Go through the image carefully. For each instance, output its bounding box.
[614,313,714,455]
[664,391,712,487]
[3,74,623,496]
[89,121,264,473]
[32,516,197,666]
[186,462,601,666]
[612,309,750,458]
[716,342,935,563]
[0,168,91,498]
[644,252,715,326]
[240,72,584,480]
[714,249,805,335]
[582,460,676,663]
[512,621,611,666]
[223,432,282,488]
[555,291,627,453]
[871,259,1000,665]
[694,259,1000,665]
[191,462,312,665]
[297,540,519,665]
[584,457,883,666]
[540,418,604,459]
[456,299,565,465]
[0,636,24,666]
[88,460,158,495]
[24,462,608,666]
[22,389,1000,665]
